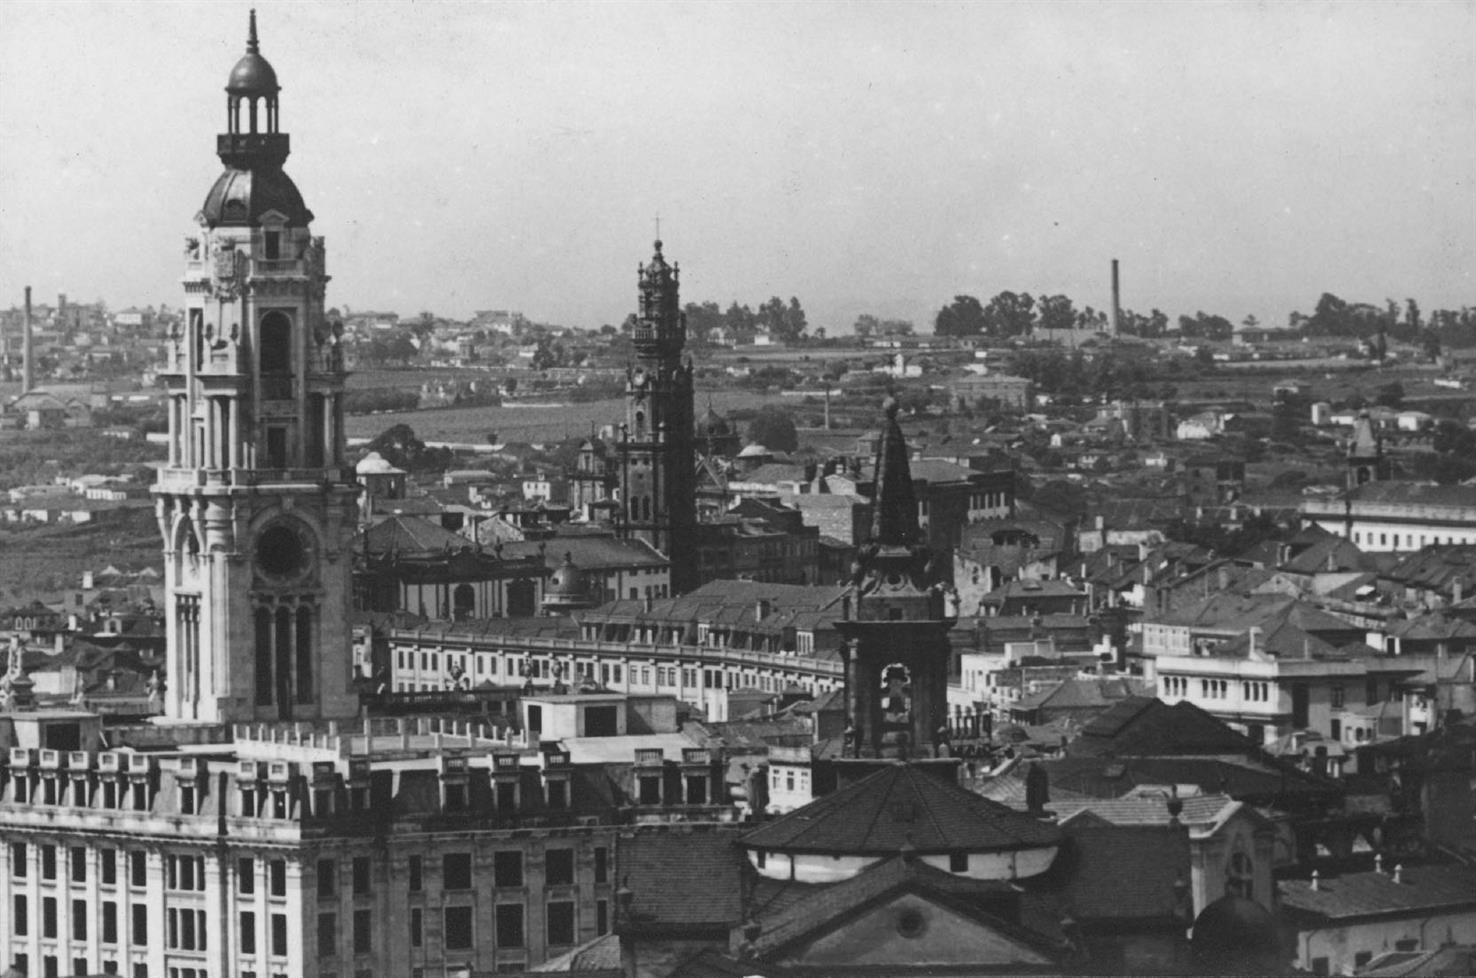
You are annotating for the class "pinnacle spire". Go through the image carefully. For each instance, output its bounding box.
[247,8,260,54]
[869,397,919,547]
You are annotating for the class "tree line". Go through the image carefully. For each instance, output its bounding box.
[679,297,809,344]
[933,289,1476,347]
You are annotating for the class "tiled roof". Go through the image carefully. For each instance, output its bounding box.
[504,534,668,572]
[1012,677,1151,713]
[619,829,746,928]
[740,762,1062,855]
[980,753,1339,807]
[363,514,473,555]
[1051,792,1238,829]
[1358,945,1476,977]
[1348,481,1476,510]
[1279,862,1476,919]
[747,855,1035,957]
[1070,698,1260,757]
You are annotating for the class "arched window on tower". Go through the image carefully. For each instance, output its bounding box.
[275,607,293,711]
[295,606,313,704]
[254,608,273,706]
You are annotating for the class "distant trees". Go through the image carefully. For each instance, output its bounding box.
[746,405,799,453]
[934,295,987,337]
[1177,311,1234,341]
[982,291,1036,338]
[680,296,808,343]
[364,424,453,473]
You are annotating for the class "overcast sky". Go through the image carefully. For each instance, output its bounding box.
[1,1,1472,332]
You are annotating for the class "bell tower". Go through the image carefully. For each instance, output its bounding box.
[152,10,358,724]
[837,398,956,759]
[615,240,698,594]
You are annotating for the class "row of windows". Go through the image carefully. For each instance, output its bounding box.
[315,847,607,898]
[1351,529,1475,549]
[5,773,152,810]
[12,894,144,946]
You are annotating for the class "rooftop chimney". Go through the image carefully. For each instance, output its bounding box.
[23,285,34,393]
[1110,259,1121,335]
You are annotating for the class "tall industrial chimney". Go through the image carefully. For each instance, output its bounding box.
[23,286,34,393]
[1110,259,1121,335]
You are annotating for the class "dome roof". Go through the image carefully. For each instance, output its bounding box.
[1191,893,1279,971]
[544,553,593,607]
[228,51,279,95]
[200,167,312,228]
[227,10,279,95]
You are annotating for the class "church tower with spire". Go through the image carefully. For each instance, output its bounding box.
[152,10,358,724]
[836,398,956,760]
[615,240,698,594]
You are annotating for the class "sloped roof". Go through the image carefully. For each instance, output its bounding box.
[1051,792,1239,829]
[747,855,1042,958]
[1280,535,1377,575]
[619,829,746,928]
[504,534,668,572]
[982,753,1340,807]
[1279,862,1476,919]
[740,762,1062,856]
[362,515,472,555]
[1348,481,1476,509]
[1012,677,1151,713]
[1069,698,1261,757]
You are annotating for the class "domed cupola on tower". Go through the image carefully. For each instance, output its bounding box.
[201,8,312,228]
[154,9,356,726]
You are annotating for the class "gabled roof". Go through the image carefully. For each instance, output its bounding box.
[747,855,1052,962]
[740,762,1062,856]
[1280,535,1377,575]
[1069,697,1261,757]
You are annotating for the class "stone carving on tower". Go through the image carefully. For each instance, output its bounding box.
[837,398,956,759]
[614,240,698,594]
[152,10,358,724]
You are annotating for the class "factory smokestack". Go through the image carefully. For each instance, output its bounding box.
[23,286,34,393]
[1110,259,1121,336]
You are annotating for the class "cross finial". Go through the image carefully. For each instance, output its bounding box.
[655,214,661,241]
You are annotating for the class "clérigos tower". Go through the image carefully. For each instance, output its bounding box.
[153,10,358,724]
[615,240,698,593]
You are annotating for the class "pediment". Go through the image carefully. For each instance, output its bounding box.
[770,890,1056,970]
[258,209,290,226]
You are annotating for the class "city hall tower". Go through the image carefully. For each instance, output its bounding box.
[153,11,358,723]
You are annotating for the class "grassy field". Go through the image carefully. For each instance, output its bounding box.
[346,389,785,445]
[0,510,161,604]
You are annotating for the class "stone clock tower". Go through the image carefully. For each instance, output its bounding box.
[615,240,698,593]
[153,11,358,724]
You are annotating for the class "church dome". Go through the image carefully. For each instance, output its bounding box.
[201,166,313,228]
[226,10,280,95]
[543,553,594,613]
[1191,893,1280,973]
[227,50,279,95]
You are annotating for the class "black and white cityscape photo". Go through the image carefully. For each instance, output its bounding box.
[0,2,1474,976]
